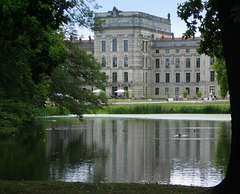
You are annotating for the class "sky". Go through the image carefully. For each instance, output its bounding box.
[79,0,198,39]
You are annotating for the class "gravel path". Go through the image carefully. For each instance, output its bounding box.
[83,114,231,121]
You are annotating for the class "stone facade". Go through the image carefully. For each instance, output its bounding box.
[80,7,219,99]
[150,38,218,99]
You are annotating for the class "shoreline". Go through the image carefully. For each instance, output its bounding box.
[44,114,231,121]
[83,114,231,121]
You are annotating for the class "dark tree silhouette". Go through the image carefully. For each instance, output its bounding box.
[178,0,240,192]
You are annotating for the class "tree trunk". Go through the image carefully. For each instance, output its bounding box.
[214,0,240,193]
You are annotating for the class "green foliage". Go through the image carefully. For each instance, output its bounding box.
[0,0,104,133]
[167,92,171,98]
[183,91,188,98]
[37,106,71,116]
[148,92,152,99]
[99,91,108,104]
[48,41,107,117]
[126,91,130,99]
[103,104,230,114]
[0,100,36,133]
[177,0,223,58]
[196,91,202,98]
[212,58,228,98]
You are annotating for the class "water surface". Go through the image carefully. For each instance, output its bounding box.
[0,117,231,187]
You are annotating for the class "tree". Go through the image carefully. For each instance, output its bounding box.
[0,0,69,131]
[0,0,103,132]
[212,58,228,99]
[178,0,240,192]
[48,41,107,117]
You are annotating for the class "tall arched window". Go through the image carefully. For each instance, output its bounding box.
[112,72,117,83]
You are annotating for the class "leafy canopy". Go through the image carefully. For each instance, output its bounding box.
[178,0,228,98]
[48,41,107,116]
[177,0,223,57]
[0,0,105,132]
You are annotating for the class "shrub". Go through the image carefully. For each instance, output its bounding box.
[183,91,188,98]
[126,91,129,99]
[99,91,108,103]
[148,92,152,99]
[197,91,202,98]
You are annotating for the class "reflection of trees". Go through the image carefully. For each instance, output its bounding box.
[0,121,48,180]
[48,133,95,178]
[47,118,108,182]
[215,122,231,175]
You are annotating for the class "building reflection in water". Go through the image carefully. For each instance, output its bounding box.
[46,118,231,187]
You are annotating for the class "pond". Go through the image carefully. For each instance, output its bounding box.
[0,117,231,187]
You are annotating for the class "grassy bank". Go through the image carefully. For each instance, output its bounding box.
[96,102,230,114]
[37,101,230,116]
[0,181,214,193]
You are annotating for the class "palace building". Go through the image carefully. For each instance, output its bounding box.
[75,7,219,99]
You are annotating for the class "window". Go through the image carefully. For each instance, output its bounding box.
[165,87,169,95]
[186,73,190,83]
[186,87,190,95]
[155,73,160,83]
[102,56,106,67]
[156,59,160,68]
[124,56,128,67]
[142,56,144,66]
[155,88,159,95]
[112,72,117,83]
[124,40,128,51]
[176,49,180,53]
[210,86,215,94]
[165,58,170,68]
[156,50,159,53]
[124,87,128,91]
[124,72,128,83]
[145,72,148,83]
[196,73,200,82]
[210,71,215,81]
[176,73,180,83]
[186,49,190,53]
[175,58,180,68]
[210,57,215,65]
[166,73,170,83]
[165,49,169,54]
[142,41,144,51]
[146,56,148,67]
[113,56,117,67]
[112,39,117,51]
[196,58,200,68]
[175,87,180,95]
[186,58,191,68]
[146,41,148,52]
[102,40,106,52]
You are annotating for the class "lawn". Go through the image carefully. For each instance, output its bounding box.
[0,181,215,193]
[95,100,230,114]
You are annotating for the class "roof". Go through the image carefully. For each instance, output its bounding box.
[156,37,201,41]
[71,37,200,43]
[72,40,94,43]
